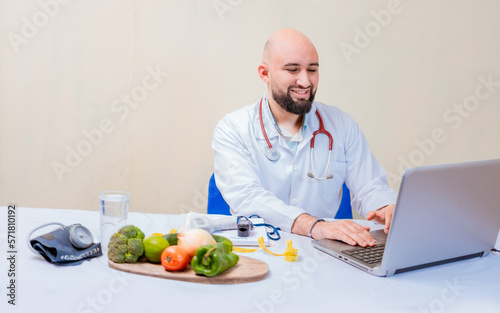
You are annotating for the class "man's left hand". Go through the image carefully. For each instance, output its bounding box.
[366,204,395,234]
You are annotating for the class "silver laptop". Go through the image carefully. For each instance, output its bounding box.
[312,159,500,277]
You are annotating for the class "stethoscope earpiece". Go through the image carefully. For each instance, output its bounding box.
[307,172,333,180]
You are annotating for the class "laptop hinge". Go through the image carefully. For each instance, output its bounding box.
[394,251,484,275]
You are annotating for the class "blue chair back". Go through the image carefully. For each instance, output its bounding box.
[335,183,353,219]
[207,174,352,219]
[207,174,231,215]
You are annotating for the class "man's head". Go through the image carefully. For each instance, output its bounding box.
[258,28,319,116]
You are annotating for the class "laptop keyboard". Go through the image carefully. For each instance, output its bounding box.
[342,243,386,265]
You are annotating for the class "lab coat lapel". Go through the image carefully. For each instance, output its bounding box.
[253,95,280,142]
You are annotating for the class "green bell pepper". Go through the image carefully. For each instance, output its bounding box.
[212,234,233,246]
[191,236,239,277]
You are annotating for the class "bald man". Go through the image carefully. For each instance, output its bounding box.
[212,28,396,246]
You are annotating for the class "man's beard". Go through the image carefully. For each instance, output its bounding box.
[271,84,315,116]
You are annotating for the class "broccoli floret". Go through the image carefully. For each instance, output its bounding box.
[119,225,145,240]
[107,225,145,263]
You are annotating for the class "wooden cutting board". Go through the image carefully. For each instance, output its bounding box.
[109,255,268,284]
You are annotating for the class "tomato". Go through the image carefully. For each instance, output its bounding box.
[161,246,190,271]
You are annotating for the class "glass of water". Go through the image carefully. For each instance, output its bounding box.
[99,191,130,253]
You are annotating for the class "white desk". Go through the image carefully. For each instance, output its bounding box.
[1,206,500,313]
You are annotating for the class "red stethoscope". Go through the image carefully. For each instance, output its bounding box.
[259,97,334,180]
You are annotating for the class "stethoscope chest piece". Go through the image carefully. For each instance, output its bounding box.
[265,147,281,161]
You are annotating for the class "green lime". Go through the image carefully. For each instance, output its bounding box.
[143,236,170,263]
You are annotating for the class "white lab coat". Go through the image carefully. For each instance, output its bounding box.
[212,94,397,232]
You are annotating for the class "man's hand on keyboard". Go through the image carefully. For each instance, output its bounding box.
[366,204,395,234]
[313,220,376,247]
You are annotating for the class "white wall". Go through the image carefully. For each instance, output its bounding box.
[1,0,499,214]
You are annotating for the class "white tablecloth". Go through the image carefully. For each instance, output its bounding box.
[1,206,500,313]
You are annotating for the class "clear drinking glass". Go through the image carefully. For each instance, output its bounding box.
[99,191,129,252]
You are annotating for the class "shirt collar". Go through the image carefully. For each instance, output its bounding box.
[254,92,318,145]
[264,92,311,141]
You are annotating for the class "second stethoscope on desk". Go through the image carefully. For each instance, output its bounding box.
[258,97,334,181]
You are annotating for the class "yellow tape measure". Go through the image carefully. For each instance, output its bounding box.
[232,236,298,262]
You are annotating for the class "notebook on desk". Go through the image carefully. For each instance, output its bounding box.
[311,159,500,277]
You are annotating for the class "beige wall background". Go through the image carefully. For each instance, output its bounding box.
[1,0,499,214]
